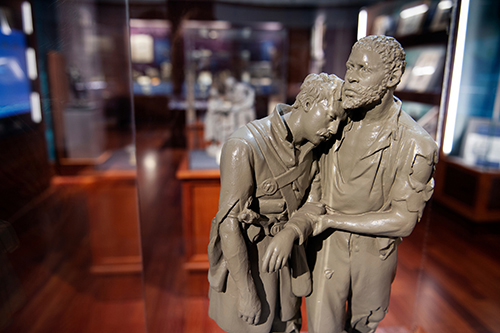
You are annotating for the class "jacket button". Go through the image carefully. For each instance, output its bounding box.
[324,269,334,279]
[262,179,278,195]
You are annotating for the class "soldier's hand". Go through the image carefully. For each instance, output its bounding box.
[262,228,297,273]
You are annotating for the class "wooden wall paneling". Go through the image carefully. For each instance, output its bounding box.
[0,129,52,219]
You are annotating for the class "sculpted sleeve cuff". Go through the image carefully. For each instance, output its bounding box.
[287,202,323,245]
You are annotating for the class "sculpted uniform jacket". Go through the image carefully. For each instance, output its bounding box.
[208,104,316,332]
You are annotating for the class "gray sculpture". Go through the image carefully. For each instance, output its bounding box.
[263,35,438,332]
[208,73,345,332]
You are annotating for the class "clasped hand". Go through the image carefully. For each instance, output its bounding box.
[261,228,296,273]
[261,203,328,273]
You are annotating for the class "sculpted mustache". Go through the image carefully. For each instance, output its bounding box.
[344,87,362,95]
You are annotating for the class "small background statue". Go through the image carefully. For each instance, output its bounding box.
[204,76,256,163]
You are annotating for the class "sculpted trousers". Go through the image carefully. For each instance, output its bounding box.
[306,230,398,333]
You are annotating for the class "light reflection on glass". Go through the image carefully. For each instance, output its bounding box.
[21,2,33,35]
[400,4,429,20]
[144,152,157,172]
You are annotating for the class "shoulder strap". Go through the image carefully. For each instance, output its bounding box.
[247,122,300,215]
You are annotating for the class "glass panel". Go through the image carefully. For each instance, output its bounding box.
[0,0,144,332]
[449,0,500,167]
[135,1,445,333]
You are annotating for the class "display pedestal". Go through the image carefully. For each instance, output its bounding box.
[176,150,220,272]
[53,150,142,275]
[86,171,142,274]
[87,150,141,274]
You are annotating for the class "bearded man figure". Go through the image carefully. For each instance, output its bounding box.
[263,35,438,333]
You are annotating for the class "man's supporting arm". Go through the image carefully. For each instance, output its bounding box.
[313,154,435,238]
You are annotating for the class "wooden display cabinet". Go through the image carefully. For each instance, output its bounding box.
[86,171,142,274]
[52,157,142,275]
[434,156,500,223]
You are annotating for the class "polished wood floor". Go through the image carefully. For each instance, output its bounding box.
[3,125,500,332]
[3,182,146,333]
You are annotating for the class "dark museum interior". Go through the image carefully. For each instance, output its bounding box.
[0,0,499,332]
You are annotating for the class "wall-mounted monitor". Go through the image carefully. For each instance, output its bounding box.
[0,28,31,119]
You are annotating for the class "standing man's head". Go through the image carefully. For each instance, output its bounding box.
[291,73,345,146]
[342,35,406,110]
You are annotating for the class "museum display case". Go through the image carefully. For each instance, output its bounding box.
[130,19,173,97]
[361,0,453,140]
[135,1,441,332]
[362,0,500,223]
[432,0,500,222]
[182,21,287,117]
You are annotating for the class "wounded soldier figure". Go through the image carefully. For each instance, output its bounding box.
[208,73,345,333]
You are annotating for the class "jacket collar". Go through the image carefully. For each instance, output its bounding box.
[269,104,315,168]
[268,104,296,168]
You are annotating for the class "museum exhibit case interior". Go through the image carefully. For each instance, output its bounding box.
[0,0,499,333]
[432,0,500,223]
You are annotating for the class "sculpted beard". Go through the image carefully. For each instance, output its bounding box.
[342,76,389,110]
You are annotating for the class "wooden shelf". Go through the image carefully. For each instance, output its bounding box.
[395,30,449,47]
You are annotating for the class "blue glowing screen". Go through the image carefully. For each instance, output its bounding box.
[0,29,31,118]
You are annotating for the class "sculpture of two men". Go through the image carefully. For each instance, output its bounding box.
[209,35,438,333]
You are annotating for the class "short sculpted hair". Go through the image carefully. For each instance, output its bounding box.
[292,73,343,111]
[353,35,406,82]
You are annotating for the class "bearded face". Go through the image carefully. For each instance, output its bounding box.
[342,77,388,110]
[342,47,390,110]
